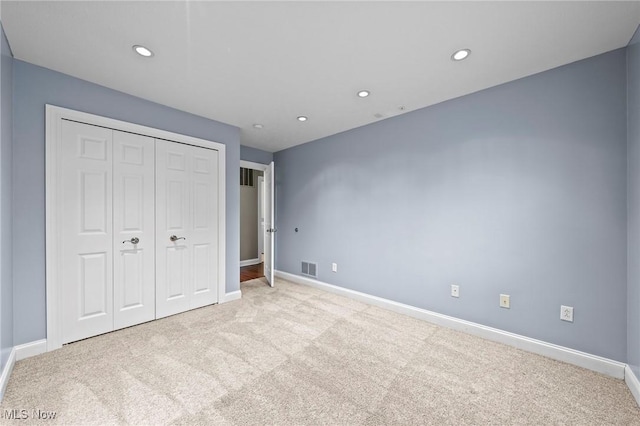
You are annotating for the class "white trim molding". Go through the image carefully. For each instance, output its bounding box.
[240,160,268,171]
[626,365,640,407]
[0,340,49,402]
[275,270,627,379]
[15,340,47,361]
[221,290,242,303]
[46,105,227,352]
[0,347,16,401]
[240,258,261,267]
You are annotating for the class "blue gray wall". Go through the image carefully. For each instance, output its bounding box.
[241,145,273,165]
[0,23,12,371]
[275,49,628,361]
[628,27,640,378]
[12,60,241,346]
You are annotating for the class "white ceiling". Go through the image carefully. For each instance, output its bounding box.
[3,1,640,152]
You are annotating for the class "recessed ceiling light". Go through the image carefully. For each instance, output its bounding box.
[357,90,370,98]
[297,116,308,122]
[133,45,154,57]
[451,49,471,61]
[253,123,264,129]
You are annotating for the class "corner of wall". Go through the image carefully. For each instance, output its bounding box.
[0,13,15,399]
[0,347,15,402]
[625,365,640,407]
[0,18,14,376]
[627,22,640,383]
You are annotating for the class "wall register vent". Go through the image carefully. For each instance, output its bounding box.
[301,261,318,278]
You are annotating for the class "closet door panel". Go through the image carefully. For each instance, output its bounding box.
[156,141,219,317]
[190,147,218,308]
[60,120,114,344]
[113,131,156,329]
[156,140,191,318]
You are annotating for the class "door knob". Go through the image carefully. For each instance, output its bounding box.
[122,237,140,244]
[170,235,186,242]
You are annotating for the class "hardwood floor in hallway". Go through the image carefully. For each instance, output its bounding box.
[240,262,264,282]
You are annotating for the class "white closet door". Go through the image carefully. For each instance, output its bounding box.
[156,140,219,318]
[190,146,218,309]
[113,131,156,329]
[156,140,191,318]
[60,120,114,344]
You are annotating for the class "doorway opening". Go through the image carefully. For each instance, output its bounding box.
[239,160,274,286]
[240,160,273,285]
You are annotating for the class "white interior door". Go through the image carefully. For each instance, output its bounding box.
[258,175,265,259]
[264,161,274,286]
[156,140,190,318]
[60,120,114,344]
[190,146,219,309]
[156,140,219,318]
[113,131,155,329]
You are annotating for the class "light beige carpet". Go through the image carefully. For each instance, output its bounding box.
[1,277,639,425]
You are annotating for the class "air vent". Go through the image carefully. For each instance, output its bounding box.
[301,261,318,278]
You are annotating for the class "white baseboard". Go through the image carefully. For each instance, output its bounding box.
[0,347,16,401]
[221,290,242,303]
[240,258,261,267]
[626,365,640,407]
[15,339,47,361]
[0,339,47,401]
[275,270,626,379]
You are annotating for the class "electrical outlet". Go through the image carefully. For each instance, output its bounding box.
[451,285,459,298]
[331,263,338,273]
[561,305,574,322]
[500,294,510,309]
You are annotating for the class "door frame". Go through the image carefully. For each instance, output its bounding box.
[45,105,227,352]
